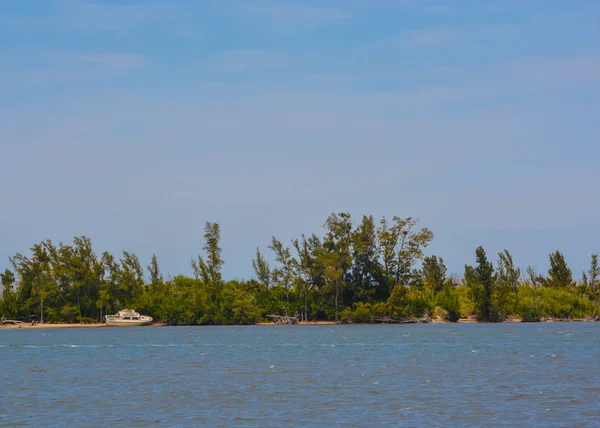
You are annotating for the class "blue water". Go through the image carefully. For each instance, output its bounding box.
[1,324,599,427]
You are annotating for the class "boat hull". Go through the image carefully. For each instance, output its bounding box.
[105,318,153,327]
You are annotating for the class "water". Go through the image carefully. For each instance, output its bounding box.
[1,324,599,427]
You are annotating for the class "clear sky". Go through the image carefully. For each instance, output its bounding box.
[1,0,598,281]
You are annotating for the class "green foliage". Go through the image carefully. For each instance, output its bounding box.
[582,254,599,303]
[252,247,271,288]
[1,213,597,325]
[465,246,496,321]
[435,282,460,322]
[422,255,447,294]
[517,286,597,321]
[543,250,573,289]
[495,250,520,319]
[340,301,391,323]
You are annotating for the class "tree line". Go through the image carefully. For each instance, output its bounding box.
[1,213,598,325]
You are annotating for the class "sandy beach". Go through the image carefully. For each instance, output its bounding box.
[2,317,597,329]
[0,322,168,329]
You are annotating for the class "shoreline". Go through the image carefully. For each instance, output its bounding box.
[1,318,598,329]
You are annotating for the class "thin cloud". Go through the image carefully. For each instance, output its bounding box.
[211,49,292,73]
[404,29,455,47]
[393,23,516,49]
[79,53,152,70]
[213,1,347,31]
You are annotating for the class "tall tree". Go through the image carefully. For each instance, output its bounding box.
[191,222,225,324]
[0,269,17,318]
[120,251,145,307]
[465,246,495,321]
[148,254,163,288]
[543,250,573,289]
[585,254,599,301]
[526,265,540,289]
[421,255,447,294]
[496,250,520,315]
[252,247,272,288]
[292,234,322,320]
[10,242,57,323]
[320,213,353,320]
[349,215,383,302]
[192,222,223,287]
[269,237,295,313]
[377,216,434,292]
[70,236,103,320]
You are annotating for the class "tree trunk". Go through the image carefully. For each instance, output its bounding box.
[304,291,308,321]
[75,288,82,323]
[334,282,339,321]
[40,298,44,324]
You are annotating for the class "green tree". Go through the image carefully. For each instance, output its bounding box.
[119,251,145,307]
[495,250,520,316]
[585,254,599,302]
[435,282,460,322]
[191,222,225,324]
[349,215,383,302]
[465,246,495,321]
[192,222,224,287]
[269,237,295,313]
[1,269,17,319]
[10,242,58,323]
[292,234,322,321]
[377,216,434,293]
[421,255,447,294]
[543,250,573,289]
[148,254,163,288]
[252,247,272,288]
[526,265,541,289]
[319,212,353,320]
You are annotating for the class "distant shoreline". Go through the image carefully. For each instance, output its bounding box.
[1,317,599,329]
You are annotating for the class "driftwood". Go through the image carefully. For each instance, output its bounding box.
[266,315,298,324]
[0,315,24,326]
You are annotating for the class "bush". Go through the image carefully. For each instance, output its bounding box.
[516,286,597,320]
[435,284,461,322]
[456,285,475,318]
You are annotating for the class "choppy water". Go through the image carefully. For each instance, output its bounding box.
[1,323,599,427]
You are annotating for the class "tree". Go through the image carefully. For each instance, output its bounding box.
[377,216,434,293]
[526,266,541,289]
[120,251,145,307]
[192,222,223,287]
[585,254,599,302]
[292,235,317,321]
[435,282,460,322]
[148,254,163,288]
[0,269,17,318]
[269,237,295,313]
[252,247,272,288]
[70,236,103,321]
[10,242,57,323]
[543,251,573,289]
[319,213,353,320]
[496,250,520,315]
[422,255,447,294]
[191,222,225,323]
[349,215,383,302]
[1,269,15,294]
[465,246,495,321]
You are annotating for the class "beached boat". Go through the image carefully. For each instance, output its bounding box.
[105,309,153,327]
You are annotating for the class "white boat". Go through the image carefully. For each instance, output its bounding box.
[105,309,153,327]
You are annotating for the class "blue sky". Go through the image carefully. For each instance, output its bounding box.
[1,0,599,280]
